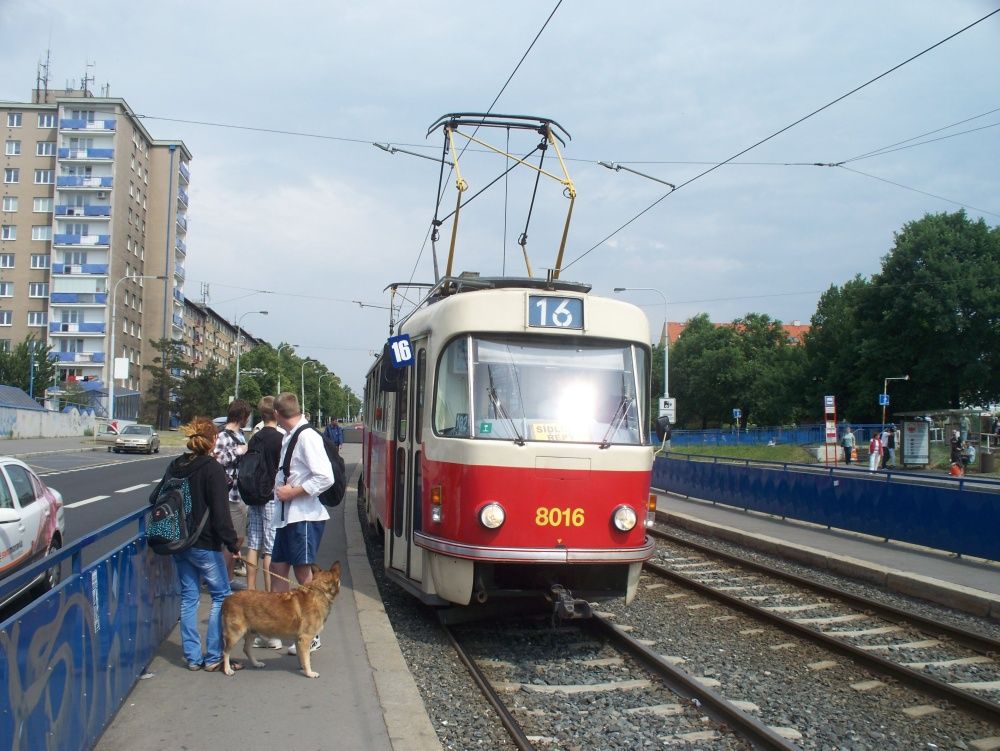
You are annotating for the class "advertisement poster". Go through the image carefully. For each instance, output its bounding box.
[902,420,930,466]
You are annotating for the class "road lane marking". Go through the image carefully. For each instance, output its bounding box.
[35,453,177,477]
[116,484,150,493]
[65,495,110,509]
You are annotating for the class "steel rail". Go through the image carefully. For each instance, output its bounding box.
[440,620,536,751]
[588,615,801,751]
[643,560,1000,725]
[649,527,1000,655]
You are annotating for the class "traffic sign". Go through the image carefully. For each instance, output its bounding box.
[879,393,890,406]
[658,397,676,423]
[732,408,741,419]
[824,395,835,409]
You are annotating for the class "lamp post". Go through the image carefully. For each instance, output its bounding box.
[234,310,268,400]
[108,274,167,423]
[276,343,297,393]
[318,372,336,426]
[614,287,669,399]
[301,358,315,417]
[881,374,910,429]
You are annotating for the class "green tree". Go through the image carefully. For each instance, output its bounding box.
[671,315,746,428]
[0,335,57,400]
[142,338,187,428]
[176,362,229,421]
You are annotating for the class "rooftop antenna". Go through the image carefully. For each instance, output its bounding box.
[200,282,210,305]
[100,82,110,97]
[35,49,51,103]
[81,60,95,96]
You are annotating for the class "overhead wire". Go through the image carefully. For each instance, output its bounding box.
[836,165,1000,219]
[561,7,1000,273]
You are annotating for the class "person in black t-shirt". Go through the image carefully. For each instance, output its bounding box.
[244,397,284,598]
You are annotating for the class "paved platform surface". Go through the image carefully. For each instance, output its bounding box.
[97,445,442,751]
[656,492,1000,620]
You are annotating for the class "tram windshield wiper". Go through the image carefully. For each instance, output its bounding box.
[487,387,525,446]
[599,395,634,449]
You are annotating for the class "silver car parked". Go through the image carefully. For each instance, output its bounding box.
[112,424,161,454]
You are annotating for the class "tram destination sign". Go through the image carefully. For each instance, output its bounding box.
[528,295,583,330]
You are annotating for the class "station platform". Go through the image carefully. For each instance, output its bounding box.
[655,491,1000,620]
[96,445,442,751]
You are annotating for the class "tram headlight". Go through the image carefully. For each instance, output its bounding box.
[478,502,506,530]
[612,505,638,532]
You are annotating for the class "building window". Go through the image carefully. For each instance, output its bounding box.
[0,311,12,326]
[66,223,89,235]
[0,254,12,268]
[0,282,11,297]
[36,141,56,156]
[69,110,95,122]
[3,168,19,184]
[4,140,21,156]
[31,226,52,241]
[1,225,15,240]
[65,250,87,265]
[6,113,22,127]
[33,197,52,213]
[27,311,47,326]
[1,196,16,212]
[30,254,49,269]
[0,340,9,352]
[37,113,56,128]
[34,170,55,185]
[29,282,49,298]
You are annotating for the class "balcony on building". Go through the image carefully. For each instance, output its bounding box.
[55,204,111,218]
[56,176,114,189]
[54,234,111,247]
[59,118,116,132]
[174,264,185,280]
[53,351,106,363]
[57,147,114,161]
[51,262,109,276]
[176,213,188,232]
[179,162,191,184]
[172,314,184,330]
[177,189,189,207]
[49,321,107,335]
[173,288,184,303]
[50,292,108,305]
[175,238,187,255]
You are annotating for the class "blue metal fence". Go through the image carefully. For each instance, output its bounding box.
[667,422,885,447]
[652,453,1000,561]
[0,509,179,751]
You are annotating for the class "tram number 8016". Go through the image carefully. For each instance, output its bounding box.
[535,507,585,527]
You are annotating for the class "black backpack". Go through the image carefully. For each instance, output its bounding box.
[146,475,208,555]
[281,426,346,508]
[237,432,277,506]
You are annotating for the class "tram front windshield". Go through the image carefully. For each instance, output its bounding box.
[434,336,647,445]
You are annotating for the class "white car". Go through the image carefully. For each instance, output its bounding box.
[0,458,66,609]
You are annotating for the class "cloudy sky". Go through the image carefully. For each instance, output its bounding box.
[3,1,998,395]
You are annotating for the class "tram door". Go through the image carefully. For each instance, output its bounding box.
[388,343,425,581]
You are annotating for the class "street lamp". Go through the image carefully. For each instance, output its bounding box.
[881,375,910,429]
[614,287,669,399]
[301,358,316,417]
[108,274,167,423]
[234,310,268,400]
[276,343,298,394]
[318,372,336,425]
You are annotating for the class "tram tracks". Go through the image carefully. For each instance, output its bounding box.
[442,614,801,750]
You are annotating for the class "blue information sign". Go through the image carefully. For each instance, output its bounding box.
[879,393,890,406]
[528,295,583,329]
[732,408,742,418]
[387,334,414,369]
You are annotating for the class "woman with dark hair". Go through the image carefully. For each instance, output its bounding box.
[150,417,242,671]
[213,399,251,587]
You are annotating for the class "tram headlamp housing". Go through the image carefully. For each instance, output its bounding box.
[478,502,506,530]
[612,505,638,532]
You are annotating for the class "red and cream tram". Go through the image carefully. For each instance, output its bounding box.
[361,275,657,616]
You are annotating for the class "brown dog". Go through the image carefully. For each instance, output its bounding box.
[220,561,341,678]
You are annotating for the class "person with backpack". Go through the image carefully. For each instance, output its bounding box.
[213,399,251,589]
[149,417,243,672]
[240,396,284,593]
[271,392,335,656]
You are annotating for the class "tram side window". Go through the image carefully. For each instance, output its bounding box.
[434,337,471,437]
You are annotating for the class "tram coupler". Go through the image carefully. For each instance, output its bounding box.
[549,585,593,621]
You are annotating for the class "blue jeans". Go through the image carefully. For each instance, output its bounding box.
[174,547,231,666]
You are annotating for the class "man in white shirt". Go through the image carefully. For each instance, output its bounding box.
[270,392,334,653]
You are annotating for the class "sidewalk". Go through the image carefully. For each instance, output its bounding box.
[0,435,105,457]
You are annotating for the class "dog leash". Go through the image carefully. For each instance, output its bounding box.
[239,559,331,597]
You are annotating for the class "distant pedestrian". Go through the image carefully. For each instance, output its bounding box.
[962,441,976,471]
[884,425,897,469]
[879,425,891,469]
[868,434,882,473]
[841,427,856,465]
[213,399,250,589]
[323,417,344,453]
[959,414,971,442]
[949,430,964,475]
